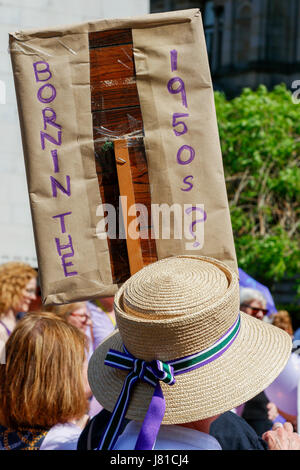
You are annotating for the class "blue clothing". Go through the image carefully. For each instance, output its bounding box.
[293,328,300,341]
[209,411,268,450]
[0,425,48,450]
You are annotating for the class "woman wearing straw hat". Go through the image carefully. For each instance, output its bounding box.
[86,255,299,450]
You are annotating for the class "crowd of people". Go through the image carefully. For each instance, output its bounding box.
[0,257,299,451]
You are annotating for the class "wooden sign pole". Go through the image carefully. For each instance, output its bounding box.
[114,139,144,275]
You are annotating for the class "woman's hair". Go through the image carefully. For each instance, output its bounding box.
[0,311,88,429]
[0,262,37,314]
[271,310,294,336]
[239,287,267,308]
[46,302,87,320]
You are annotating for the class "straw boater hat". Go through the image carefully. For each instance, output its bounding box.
[88,255,291,449]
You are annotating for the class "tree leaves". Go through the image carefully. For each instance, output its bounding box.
[215,84,300,284]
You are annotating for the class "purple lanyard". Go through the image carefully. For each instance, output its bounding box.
[0,320,12,336]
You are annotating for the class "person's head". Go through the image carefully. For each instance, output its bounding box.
[88,255,292,450]
[271,310,293,337]
[47,302,91,333]
[239,287,268,320]
[0,262,37,316]
[0,311,88,429]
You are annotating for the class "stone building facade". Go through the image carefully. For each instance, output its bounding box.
[151,0,300,96]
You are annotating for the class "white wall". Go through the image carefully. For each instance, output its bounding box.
[0,0,149,267]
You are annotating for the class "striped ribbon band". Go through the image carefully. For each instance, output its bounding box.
[97,313,241,451]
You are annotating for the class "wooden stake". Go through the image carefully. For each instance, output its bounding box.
[114,139,144,275]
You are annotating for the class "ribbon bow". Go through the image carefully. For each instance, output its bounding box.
[97,347,175,450]
[97,314,241,450]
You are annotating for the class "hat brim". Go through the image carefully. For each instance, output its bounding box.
[88,311,291,424]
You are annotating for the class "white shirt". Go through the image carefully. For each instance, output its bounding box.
[113,421,222,450]
[40,423,82,450]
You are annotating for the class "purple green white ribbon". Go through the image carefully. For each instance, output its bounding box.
[97,313,241,450]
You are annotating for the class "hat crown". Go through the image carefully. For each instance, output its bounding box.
[114,256,240,361]
[122,256,229,319]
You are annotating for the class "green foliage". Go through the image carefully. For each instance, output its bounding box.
[215,84,300,285]
[100,141,114,153]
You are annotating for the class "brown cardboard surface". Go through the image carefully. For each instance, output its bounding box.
[9,9,237,305]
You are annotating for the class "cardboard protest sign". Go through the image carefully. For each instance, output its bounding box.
[9,9,237,305]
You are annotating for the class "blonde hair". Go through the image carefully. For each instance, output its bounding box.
[46,302,87,321]
[0,311,88,429]
[0,262,37,314]
[271,310,293,336]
